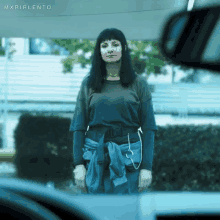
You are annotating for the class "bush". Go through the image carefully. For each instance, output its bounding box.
[13,113,73,184]
[150,124,220,192]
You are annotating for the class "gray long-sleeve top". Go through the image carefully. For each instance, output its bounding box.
[69,73,158,171]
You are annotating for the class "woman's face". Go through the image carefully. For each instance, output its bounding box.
[100,39,123,63]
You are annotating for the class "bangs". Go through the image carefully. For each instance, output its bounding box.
[99,29,122,44]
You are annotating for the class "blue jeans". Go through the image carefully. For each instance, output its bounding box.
[85,161,141,195]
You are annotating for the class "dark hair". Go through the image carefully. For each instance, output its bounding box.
[87,28,137,93]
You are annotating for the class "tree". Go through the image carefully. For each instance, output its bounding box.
[129,40,167,77]
[50,39,168,77]
[0,39,4,55]
[0,38,16,60]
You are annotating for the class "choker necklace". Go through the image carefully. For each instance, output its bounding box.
[107,73,119,77]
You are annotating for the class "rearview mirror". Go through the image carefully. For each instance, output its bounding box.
[159,5,220,72]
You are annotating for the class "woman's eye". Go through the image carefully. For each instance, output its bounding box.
[102,44,119,48]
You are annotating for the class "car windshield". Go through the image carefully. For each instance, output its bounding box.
[0,0,219,197]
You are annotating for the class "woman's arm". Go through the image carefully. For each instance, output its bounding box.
[136,75,158,171]
[69,77,89,168]
[73,131,86,168]
[140,129,155,171]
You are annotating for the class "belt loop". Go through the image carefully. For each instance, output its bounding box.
[108,128,112,137]
[111,128,114,137]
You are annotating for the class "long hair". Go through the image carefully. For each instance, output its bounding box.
[87,28,137,93]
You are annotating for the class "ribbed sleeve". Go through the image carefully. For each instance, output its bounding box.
[135,75,157,171]
[140,129,155,171]
[73,131,86,167]
[136,75,158,132]
[69,76,89,132]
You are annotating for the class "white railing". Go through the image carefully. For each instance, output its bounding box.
[0,55,220,115]
[0,55,89,112]
[152,83,220,116]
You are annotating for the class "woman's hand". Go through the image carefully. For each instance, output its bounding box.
[73,165,88,193]
[138,169,152,193]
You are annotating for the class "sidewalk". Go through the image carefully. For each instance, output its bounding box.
[0,162,16,173]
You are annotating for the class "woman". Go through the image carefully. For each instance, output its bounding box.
[70,28,158,195]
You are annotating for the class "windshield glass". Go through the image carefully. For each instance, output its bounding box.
[0,0,220,197]
[0,36,219,196]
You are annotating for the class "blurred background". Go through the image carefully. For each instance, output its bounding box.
[0,36,219,179]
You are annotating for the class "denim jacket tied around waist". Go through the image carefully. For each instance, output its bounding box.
[82,130,142,194]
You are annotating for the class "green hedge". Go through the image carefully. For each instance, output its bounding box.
[12,112,220,191]
[149,124,220,192]
[13,113,73,184]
